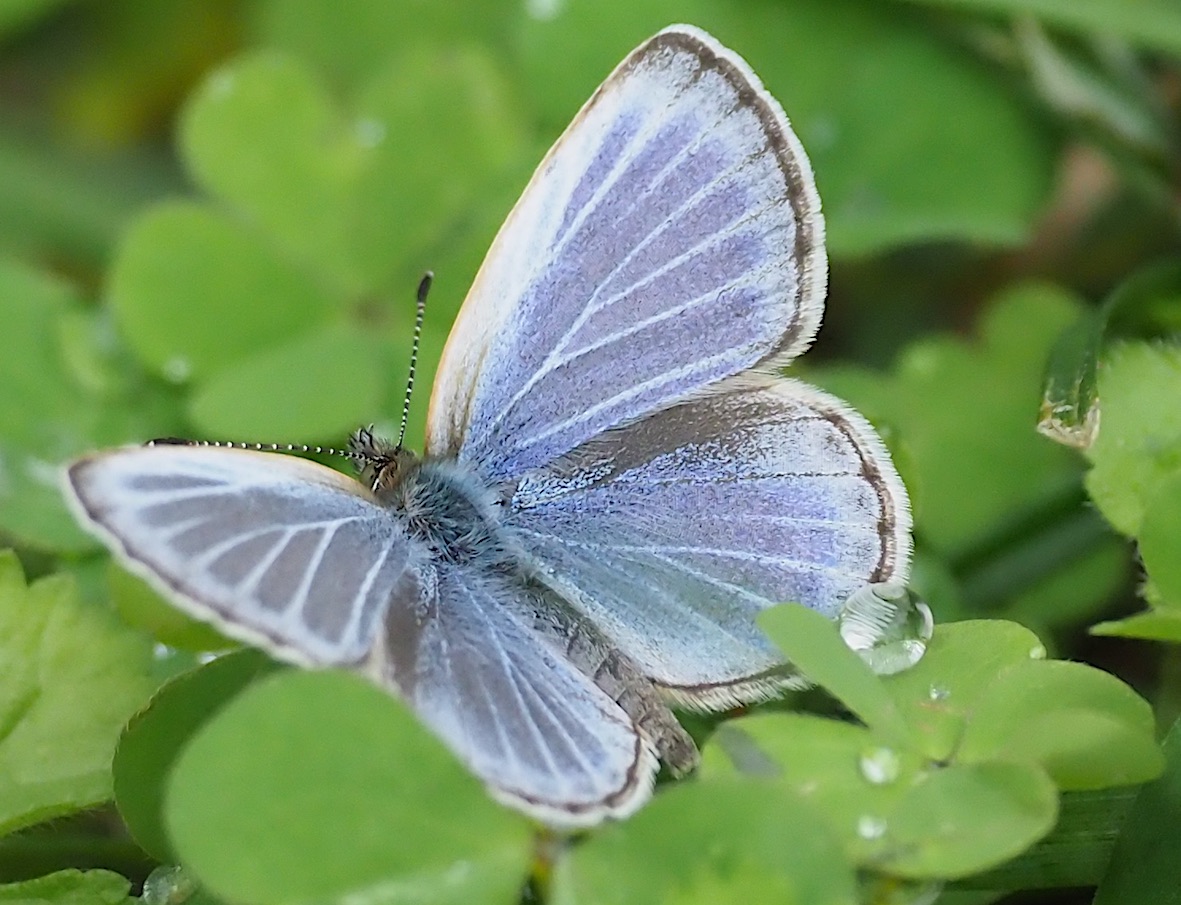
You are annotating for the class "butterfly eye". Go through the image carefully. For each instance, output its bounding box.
[367,448,421,497]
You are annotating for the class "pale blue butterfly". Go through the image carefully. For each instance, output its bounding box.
[63,25,913,827]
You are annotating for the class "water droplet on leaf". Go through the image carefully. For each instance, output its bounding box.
[355,118,386,148]
[526,0,564,20]
[859,747,901,785]
[142,865,196,905]
[162,356,192,383]
[857,814,887,840]
[22,457,58,488]
[208,72,235,98]
[839,581,934,674]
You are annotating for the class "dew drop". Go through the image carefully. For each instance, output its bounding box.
[809,115,840,150]
[152,643,174,661]
[859,747,901,785]
[22,457,59,488]
[444,860,473,884]
[208,71,235,98]
[525,0,564,20]
[141,865,196,905]
[839,581,934,675]
[162,356,192,383]
[355,117,386,148]
[928,684,950,702]
[857,814,887,840]
[1029,644,1047,660]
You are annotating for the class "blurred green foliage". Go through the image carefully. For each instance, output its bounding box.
[1,0,1180,902]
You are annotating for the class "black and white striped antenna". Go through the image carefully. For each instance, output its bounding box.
[149,272,435,464]
[396,271,432,451]
[146,437,366,462]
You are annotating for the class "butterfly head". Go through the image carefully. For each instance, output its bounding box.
[349,426,419,494]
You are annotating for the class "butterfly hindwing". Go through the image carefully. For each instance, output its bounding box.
[427,26,825,480]
[371,561,658,825]
[506,377,912,708]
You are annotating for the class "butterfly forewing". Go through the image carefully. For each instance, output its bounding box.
[507,377,912,708]
[65,446,417,665]
[427,26,825,479]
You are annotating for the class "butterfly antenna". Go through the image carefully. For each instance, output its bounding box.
[147,437,366,463]
[396,271,432,451]
[147,273,433,463]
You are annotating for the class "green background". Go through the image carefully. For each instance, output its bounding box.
[1,1,1180,903]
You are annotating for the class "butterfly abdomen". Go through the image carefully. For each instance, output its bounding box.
[526,588,700,776]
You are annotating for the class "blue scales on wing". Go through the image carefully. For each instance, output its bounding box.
[372,562,660,824]
[426,27,826,480]
[506,377,912,709]
[65,445,415,666]
[65,444,665,825]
